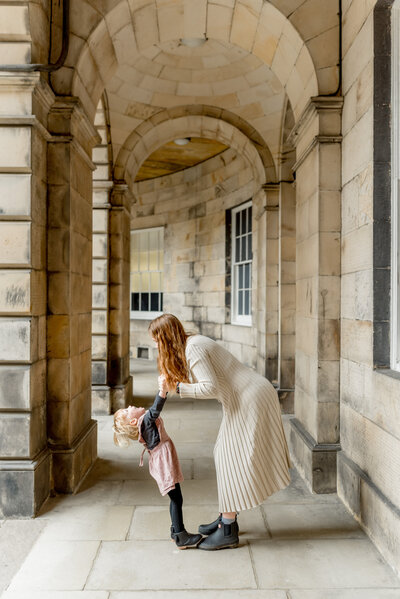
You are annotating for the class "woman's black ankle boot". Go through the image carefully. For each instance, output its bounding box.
[198,518,239,550]
[170,526,202,549]
[198,514,221,535]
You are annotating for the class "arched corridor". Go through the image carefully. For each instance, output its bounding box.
[1,0,400,587]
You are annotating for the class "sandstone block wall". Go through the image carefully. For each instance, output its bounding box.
[339,0,400,575]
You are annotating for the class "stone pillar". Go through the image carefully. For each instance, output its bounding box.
[264,184,280,386]
[47,97,99,493]
[279,181,296,413]
[92,183,112,413]
[108,183,133,412]
[0,73,52,516]
[289,97,343,493]
[255,187,267,376]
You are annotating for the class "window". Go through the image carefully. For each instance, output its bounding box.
[231,201,252,326]
[130,227,164,319]
[392,1,400,370]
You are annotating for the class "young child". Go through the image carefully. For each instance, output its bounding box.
[113,374,202,549]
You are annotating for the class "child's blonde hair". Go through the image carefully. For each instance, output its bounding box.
[113,409,139,448]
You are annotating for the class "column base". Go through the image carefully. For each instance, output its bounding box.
[110,376,133,412]
[0,449,51,517]
[289,418,341,493]
[92,385,111,415]
[51,419,97,494]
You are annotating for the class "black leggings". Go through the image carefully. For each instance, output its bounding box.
[168,483,184,533]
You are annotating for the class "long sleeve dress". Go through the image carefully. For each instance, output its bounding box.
[178,334,291,512]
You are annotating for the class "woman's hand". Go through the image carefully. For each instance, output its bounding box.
[158,374,168,398]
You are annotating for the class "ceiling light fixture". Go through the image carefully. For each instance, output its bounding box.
[180,36,207,48]
[174,138,191,146]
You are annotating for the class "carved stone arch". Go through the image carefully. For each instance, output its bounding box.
[114,109,273,191]
[52,0,323,121]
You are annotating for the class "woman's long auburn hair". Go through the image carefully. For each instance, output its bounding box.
[149,314,192,389]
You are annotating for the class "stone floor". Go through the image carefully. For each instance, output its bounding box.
[1,362,400,598]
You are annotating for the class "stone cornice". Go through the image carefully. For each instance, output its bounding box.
[48,96,101,150]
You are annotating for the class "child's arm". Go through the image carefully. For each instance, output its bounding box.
[140,375,168,449]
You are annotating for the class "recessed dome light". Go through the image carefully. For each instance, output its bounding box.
[180,37,207,48]
[174,138,191,146]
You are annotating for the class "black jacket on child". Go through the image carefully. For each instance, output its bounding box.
[140,392,167,450]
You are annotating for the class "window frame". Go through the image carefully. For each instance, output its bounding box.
[231,200,253,327]
[130,226,164,321]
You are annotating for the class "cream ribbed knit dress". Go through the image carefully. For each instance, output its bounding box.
[179,334,291,512]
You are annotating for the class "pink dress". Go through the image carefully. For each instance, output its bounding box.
[138,413,184,496]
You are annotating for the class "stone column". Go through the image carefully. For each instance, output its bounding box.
[289,96,343,493]
[108,183,133,412]
[47,97,100,493]
[264,184,280,386]
[92,182,112,413]
[279,181,296,413]
[0,73,52,516]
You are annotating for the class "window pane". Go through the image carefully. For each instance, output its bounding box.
[247,233,252,260]
[241,234,247,261]
[235,211,240,237]
[244,290,250,314]
[150,293,159,311]
[131,249,139,272]
[141,272,149,292]
[149,249,158,270]
[150,272,160,292]
[131,273,140,291]
[238,290,243,315]
[242,209,247,235]
[148,229,158,251]
[244,263,250,288]
[160,293,163,311]
[235,237,240,262]
[239,264,244,289]
[248,206,252,232]
[141,293,149,311]
[139,232,149,271]
[132,293,139,311]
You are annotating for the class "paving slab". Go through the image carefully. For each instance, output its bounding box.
[2,592,109,599]
[118,479,219,506]
[251,538,400,589]
[7,538,100,591]
[38,505,134,541]
[264,469,341,506]
[127,504,267,541]
[86,456,193,481]
[289,590,400,599]
[86,540,256,590]
[263,502,364,539]
[0,520,47,595]
[110,592,286,598]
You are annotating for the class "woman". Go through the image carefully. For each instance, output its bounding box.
[149,313,291,550]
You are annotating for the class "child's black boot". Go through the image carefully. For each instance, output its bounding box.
[198,518,239,550]
[170,526,202,549]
